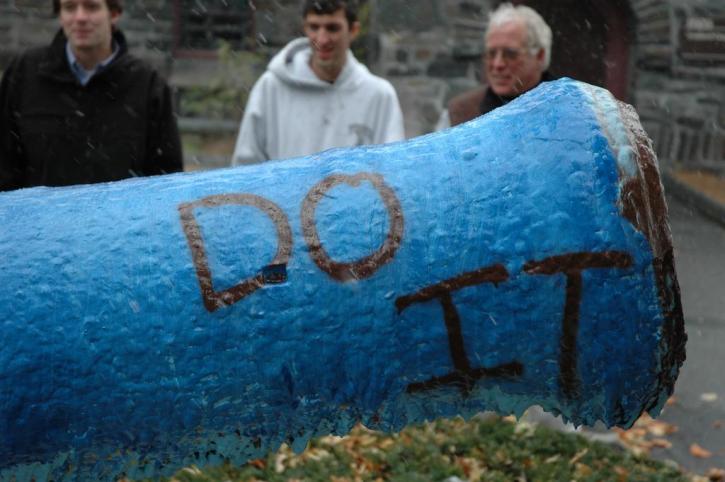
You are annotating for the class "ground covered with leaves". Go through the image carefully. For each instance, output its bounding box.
[146,415,695,482]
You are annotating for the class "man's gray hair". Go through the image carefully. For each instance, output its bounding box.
[487,3,552,70]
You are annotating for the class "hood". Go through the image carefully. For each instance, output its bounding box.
[267,37,367,90]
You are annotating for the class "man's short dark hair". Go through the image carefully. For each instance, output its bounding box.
[52,0,124,14]
[302,0,358,25]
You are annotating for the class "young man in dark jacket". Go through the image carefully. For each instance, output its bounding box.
[0,0,183,191]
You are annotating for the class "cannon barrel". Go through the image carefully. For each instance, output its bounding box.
[0,79,685,481]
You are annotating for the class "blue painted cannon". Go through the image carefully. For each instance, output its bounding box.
[0,79,684,481]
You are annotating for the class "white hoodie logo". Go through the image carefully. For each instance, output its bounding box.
[349,124,373,146]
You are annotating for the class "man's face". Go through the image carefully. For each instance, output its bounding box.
[303,8,360,72]
[59,0,119,54]
[485,20,545,97]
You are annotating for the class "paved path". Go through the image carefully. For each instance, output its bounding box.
[647,195,725,473]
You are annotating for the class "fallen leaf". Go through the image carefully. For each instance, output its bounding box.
[569,448,589,465]
[690,443,713,459]
[634,413,655,426]
[647,420,678,437]
[181,466,203,476]
[701,393,719,403]
[545,454,561,464]
[615,430,652,456]
[456,456,485,480]
[352,454,375,476]
[619,427,647,440]
[274,450,289,473]
[707,468,725,481]
[613,465,629,482]
[574,462,593,478]
[713,420,723,429]
[303,448,331,462]
[650,438,672,449]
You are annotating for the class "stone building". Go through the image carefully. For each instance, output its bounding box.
[1,0,723,173]
[374,0,725,174]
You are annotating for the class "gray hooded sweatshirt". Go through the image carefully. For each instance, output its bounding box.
[232,38,405,165]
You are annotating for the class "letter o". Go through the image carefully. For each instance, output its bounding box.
[301,172,404,282]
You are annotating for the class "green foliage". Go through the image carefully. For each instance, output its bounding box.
[141,416,688,482]
[178,85,246,120]
[178,41,266,121]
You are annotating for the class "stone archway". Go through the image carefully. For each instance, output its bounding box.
[509,0,635,100]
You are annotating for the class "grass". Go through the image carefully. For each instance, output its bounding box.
[140,415,689,482]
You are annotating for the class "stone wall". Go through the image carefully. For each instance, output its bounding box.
[371,0,494,136]
[0,1,56,66]
[629,0,725,173]
[117,0,175,72]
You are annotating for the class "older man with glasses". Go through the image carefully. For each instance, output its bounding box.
[436,3,553,130]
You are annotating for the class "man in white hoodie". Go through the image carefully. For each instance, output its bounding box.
[231,0,405,165]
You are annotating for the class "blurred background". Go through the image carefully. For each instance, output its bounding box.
[1,0,723,174]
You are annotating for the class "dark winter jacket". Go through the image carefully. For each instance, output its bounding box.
[0,29,182,191]
[447,72,554,127]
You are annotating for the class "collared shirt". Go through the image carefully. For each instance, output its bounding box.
[65,41,119,86]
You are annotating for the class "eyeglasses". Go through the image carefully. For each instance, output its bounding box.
[485,47,529,62]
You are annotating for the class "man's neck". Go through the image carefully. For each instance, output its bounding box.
[310,57,346,83]
[72,44,114,71]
